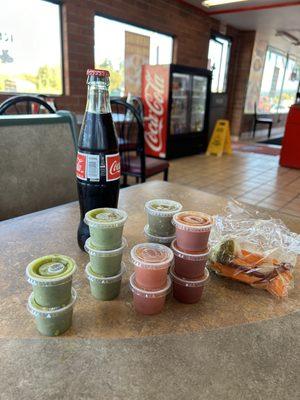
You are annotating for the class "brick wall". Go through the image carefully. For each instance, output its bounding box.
[0,0,250,136]
[227,31,256,137]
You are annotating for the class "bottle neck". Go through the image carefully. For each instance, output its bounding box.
[86,83,111,114]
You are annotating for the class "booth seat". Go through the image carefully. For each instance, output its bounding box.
[0,113,78,220]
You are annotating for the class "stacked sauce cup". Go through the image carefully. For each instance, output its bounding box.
[173,211,213,252]
[171,239,209,279]
[144,199,182,246]
[170,211,213,303]
[129,243,174,315]
[26,254,77,336]
[84,208,127,301]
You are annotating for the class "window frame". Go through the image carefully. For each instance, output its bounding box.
[258,46,299,115]
[94,13,175,97]
[0,0,64,96]
[94,11,175,66]
[208,32,232,94]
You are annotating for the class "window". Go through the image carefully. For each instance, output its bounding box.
[278,57,300,113]
[94,16,173,96]
[258,47,300,114]
[0,0,63,95]
[208,34,231,93]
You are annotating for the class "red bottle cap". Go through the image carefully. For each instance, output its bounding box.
[86,69,110,77]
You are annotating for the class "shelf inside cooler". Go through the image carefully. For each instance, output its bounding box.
[172,96,188,99]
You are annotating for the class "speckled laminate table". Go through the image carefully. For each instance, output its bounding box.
[1,181,299,400]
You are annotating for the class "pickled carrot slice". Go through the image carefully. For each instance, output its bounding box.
[265,270,293,298]
[211,262,261,285]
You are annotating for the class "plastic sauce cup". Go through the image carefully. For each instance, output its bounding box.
[144,225,175,247]
[170,266,210,304]
[172,211,213,252]
[27,288,76,336]
[131,243,174,290]
[171,239,209,279]
[85,237,127,276]
[85,262,125,301]
[129,273,171,315]
[84,208,127,250]
[145,199,182,237]
[26,254,77,308]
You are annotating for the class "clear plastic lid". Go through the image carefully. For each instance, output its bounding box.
[144,225,175,244]
[85,237,127,257]
[172,211,213,232]
[27,287,77,319]
[170,265,210,287]
[131,243,174,269]
[85,262,125,284]
[129,273,172,298]
[171,239,210,261]
[84,208,127,229]
[145,199,182,217]
[26,254,76,286]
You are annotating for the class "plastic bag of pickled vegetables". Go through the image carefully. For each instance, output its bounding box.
[209,200,300,298]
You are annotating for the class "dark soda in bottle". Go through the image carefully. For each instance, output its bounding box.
[76,69,120,250]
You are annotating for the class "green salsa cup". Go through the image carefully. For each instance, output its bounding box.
[144,224,175,247]
[84,208,127,250]
[27,288,76,336]
[84,237,127,276]
[85,262,125,301]
[145,199,182,237]
[26,254,77,308]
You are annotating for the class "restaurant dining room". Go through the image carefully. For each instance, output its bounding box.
[0,0,300,399]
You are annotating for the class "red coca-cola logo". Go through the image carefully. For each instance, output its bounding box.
[76,152,87,180]
[144,70,166,153]
[106,153,121,181]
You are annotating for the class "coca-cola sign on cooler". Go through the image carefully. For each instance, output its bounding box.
[142,65,169,158]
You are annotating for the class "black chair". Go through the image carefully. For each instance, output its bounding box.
[0,95,56,115]
[111,95,144,120]
[253,102,273,138]
[110,98,169,186]
[130,95,144,120]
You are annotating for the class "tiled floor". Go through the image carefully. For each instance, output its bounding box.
[164,152,300,219]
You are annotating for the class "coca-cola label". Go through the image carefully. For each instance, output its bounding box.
[142,65,169,158]
[76,152,120,182]
[106,153,121,181]
[76,152,87,180]
[76,152,100,181]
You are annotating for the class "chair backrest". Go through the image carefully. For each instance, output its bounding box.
[110,98,145,178]
[111,95,144,120]
[130,96,144,120]
[0,95,56,115]
[0,114,77,220]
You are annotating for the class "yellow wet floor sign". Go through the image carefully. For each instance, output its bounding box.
[206,119,232,156]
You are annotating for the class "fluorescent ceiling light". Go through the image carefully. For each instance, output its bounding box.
[202,0,249,7]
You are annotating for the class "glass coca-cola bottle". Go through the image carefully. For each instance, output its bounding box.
[76,69,120,250]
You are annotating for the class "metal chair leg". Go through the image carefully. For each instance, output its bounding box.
[163,169,169,181]
[253,122,257,138]
[268,123,272,139]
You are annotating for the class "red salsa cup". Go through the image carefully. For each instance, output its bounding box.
[129,273,171,315]
[131,243,174,290]
[172,211,213,252]
[171,239,209,279]
[170,265,209,304]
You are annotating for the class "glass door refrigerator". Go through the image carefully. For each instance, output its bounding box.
[141,64,211,159]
